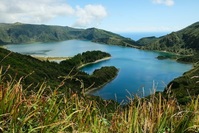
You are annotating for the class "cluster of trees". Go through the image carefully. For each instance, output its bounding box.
[177,53,199,63]
[60,50,111,69]
[77,66,118,89]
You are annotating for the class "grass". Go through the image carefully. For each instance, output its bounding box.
[0,66,199,133]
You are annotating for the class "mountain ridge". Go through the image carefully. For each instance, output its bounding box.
[138,21,199,55]
[0,23,138,47]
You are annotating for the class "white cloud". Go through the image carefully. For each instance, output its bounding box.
[0,0,107,27]
[0,0,75,23]
[73,4,107,27]
[152,0,174,6]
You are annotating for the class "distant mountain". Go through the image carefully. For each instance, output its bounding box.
[0,23,138,47]
[137,36,159,46]
[138,22,199,55]
[79,28,138,47]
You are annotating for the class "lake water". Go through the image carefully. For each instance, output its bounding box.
[4,40,192,103]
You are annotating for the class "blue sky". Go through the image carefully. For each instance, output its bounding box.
[0,0,198,33]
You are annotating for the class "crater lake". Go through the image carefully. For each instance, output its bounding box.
[4,40,192,103]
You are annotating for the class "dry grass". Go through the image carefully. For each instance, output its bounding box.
[0,66,199,133]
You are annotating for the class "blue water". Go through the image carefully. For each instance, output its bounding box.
[4,40,192,103]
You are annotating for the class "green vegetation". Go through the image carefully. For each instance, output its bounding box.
[0,23,139,47]
[137,22,199,104]
[0,69,199,132]
[60,50,111,69]
[156,52,182,60]
[177,53,199,63]
[137,36,159,46]
[0,48,118,93]
[139,22,199,55]
[165,62,199,104]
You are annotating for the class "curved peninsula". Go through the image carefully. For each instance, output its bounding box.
[0,48,118,94]
[60,50,111,69]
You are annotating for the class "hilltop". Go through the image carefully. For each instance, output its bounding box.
[138,21,199,55]
[0,23,138,47]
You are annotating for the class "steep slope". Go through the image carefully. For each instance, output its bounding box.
[0,23,80,43]
[0,23,138,47]
[79,28,138,47]
[178,22,199,50]
[165,62,199,104]
[137,36,159,46]
[138,22,199,55]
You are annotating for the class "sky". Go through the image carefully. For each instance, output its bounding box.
[0,0,198,33]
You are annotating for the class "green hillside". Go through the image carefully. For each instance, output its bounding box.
[0,23,138,47]
[165,62,199,104]
[137,22,199,104]
[0,23,79,43]
[138,22,199,55]
[137,36,159,46]
[0,48,118,93]
[80,28,138,47]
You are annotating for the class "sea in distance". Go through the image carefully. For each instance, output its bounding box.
[119,32,169,41]
[4,32,192,103]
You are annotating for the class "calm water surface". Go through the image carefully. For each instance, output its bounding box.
[4,40,192,103]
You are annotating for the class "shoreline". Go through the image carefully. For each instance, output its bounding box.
[78,57,111,69]
[31,56,71,61]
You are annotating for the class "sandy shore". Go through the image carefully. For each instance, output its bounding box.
[78,57,111,69]
[32,56,110,63]
[32,56,71,61]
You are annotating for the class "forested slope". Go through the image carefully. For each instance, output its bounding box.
[0,48,118,93]
[0,23,138,47]
[138,22,199,55]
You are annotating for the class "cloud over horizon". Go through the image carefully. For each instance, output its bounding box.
[152,0,175,6]
[0,0,107,27]
[0,0,74,23]
[73,4,107,27]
